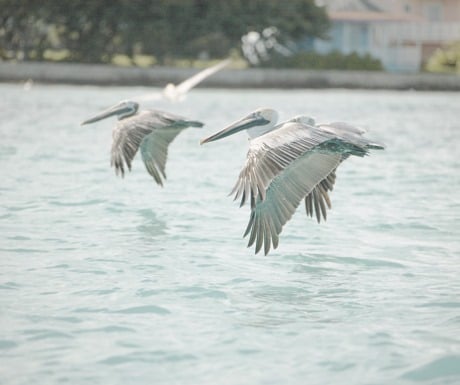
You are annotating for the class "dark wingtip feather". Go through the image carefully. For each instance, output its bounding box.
[366,142,385,150]
[264,238,270,256]
[189,120,204,128]
[243,211,255,238]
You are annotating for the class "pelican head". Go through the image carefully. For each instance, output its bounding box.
[200,108,278,145]
[81,100,139,125]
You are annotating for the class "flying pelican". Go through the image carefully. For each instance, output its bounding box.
[81,100,203,185]
[200,108,384,255]
[134,58,231,103]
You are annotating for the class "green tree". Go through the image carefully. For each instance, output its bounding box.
[0,0,329,64]
[0,0,48,60]
[426,42,460,74]
[43,0,123,63]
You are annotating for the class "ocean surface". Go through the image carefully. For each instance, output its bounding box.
[1,83,459,385]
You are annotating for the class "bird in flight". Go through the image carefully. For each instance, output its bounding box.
[82,100,203,186]
[134,59,231,103]
[201,108,384,255]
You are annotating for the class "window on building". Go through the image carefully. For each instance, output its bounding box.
[424,3,443,21]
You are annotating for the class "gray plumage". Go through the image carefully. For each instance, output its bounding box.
[201,109,384,255]
[82,100,203,186]
[111,109,202,185]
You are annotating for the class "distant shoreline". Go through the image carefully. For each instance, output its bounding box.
[1,61,459,91]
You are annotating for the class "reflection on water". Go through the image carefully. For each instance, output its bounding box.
[136,208,168,239]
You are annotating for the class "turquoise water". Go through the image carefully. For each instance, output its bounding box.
[1,83,459,385]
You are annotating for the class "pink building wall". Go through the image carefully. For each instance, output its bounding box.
[377,0,460,22]
[314,0,460,72]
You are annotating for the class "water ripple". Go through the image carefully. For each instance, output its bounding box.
[100,351,197,365]
[113,305,171,315]
[2,85,460,385]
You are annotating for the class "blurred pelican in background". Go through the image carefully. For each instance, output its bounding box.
[82,100,203,186]
[201,108,384,255]
[134,58,231,103]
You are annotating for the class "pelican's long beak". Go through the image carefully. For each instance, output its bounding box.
[81,102,129,125]
[200,114,269,145]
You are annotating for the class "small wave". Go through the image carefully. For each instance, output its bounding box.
[99,351,196,365]
[0,247,46,254]
[113,305,171,315]
[23,329,73,341]
[0,340,18,349]
[175,285,228,300]
[0,281,21,290]
[286,253,406,269]
[418,301,460,309]
[48,199,105,207]
[75,325,135,334]
[0,145,17,159]
[73,307,111,313]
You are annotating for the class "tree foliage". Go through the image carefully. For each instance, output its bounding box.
[0,0,328,64]
[261,51,383,71]
[425,41,460,74]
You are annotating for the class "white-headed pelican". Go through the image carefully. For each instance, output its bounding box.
[200,108,384,255]
[135,59,231,103]
[82,100,203,186]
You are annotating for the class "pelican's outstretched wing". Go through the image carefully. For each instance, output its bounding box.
[304,121,384,223]
[174,59,231,96]
[245,148,342,255]
[304,168,337,223]
[141,113,203,185]
[236,123,379,255]
[111,110,203,182]
[318,122,384,151]
[132,59,231,103]
[140,126,184,186]
[111,117,152,177]
[230,122,336,208]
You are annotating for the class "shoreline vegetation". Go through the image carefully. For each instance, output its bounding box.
[1,61,460,91]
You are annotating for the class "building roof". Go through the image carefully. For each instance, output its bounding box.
[329,11,422,22]
[317,0,422,22]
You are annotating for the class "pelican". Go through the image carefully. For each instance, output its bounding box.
[134,58,231,103]
[81,100,203,186]
[200,108,384,255]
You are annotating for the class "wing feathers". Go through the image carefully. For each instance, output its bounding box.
[140,126,183,186]
[245,151,342,255]
[305,169,336,223]
[232,123,338,208]
[110,110,201,185]
[111,121,151,177]
[227,117,383,255]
